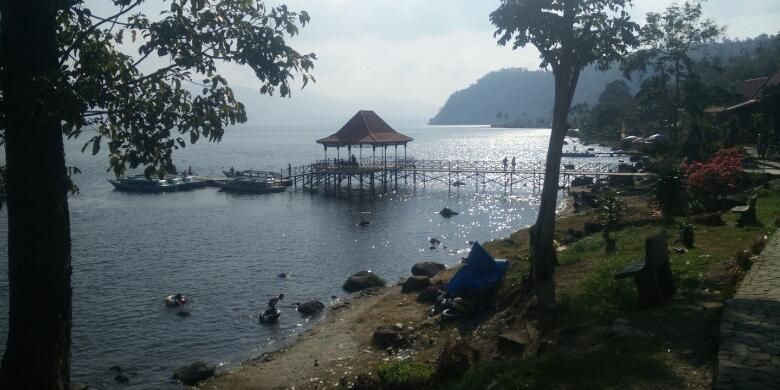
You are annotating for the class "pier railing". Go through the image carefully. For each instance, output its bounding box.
[289,158,627,176]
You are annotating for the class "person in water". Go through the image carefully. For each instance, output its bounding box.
[268,294,284,309]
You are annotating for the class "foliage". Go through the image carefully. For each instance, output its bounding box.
[9,0,316,178]
[596,192,627,252]
[377,360,435,389]
[581,79,637,141]
[624,0,725,141]
[678,221,695,248]
[652,166,688,226]
[491,0,639,303]
[683,148,743,202]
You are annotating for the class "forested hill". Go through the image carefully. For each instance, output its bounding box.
[428,66,630,126]
[429,35,776,126]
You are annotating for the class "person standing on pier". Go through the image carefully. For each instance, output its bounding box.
[511,157,516,171]
[288,163,292,177]
[502,156,508,171]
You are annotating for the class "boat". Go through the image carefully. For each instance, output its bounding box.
[108,174,206,193]
[217,176,287,194]
[224,169,292,187]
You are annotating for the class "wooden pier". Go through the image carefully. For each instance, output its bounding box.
[285,158,652,195]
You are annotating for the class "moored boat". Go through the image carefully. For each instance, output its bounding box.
[108,175,206,193]
[217,176,287,194]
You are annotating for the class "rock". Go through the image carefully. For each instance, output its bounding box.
[439,207,459,217]
[342,271,386,292]
[172,361,216,386]
[296,300,325,316]
[114,374,129,384]
[496,330,529,356]
[610,318,653,338]
[411,261,446,277]
[416,286,442,304]
[401,276,431,293]
[751,235,768,255]
[372,324,413,350]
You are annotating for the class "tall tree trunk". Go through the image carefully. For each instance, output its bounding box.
[530,61,579,307]
[1,1,72,389]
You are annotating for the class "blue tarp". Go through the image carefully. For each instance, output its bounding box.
[446,241,509,296]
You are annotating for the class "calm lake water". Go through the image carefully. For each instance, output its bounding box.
[0,124,619,388]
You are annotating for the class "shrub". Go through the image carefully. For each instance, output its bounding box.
[377,360,435,390]
[651,166,688,225]
[683,148,743,206]
[596,192,627,252]
[678,221,695,248]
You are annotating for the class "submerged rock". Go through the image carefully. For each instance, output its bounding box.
[296,300,325,316]
[173,361,216,386]
[342,271,386,292]
[401,276,431,293]
[439,207,459,217]
[411,261,446,277]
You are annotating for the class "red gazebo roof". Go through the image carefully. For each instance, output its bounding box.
[316,110,413,147]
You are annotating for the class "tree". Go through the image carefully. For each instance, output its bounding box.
[0,1,314,388]
[623,0,724,142]
[491,0,638,305]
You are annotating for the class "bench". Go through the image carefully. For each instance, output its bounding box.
[731,195,757,226]
[614,234,676,306]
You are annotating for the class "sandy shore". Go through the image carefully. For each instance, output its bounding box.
[199,281,449,390]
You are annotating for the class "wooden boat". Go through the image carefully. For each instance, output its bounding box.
[217,176,287,194]
[108,175,206,193]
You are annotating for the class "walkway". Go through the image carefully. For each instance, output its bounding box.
[716,230,780,389]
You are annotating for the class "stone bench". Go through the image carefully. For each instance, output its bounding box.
[731,195,757,226]
[614,234,676,306]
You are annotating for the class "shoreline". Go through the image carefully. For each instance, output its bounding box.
[198,191,581,389]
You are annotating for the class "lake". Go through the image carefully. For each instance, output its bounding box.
[0,124,619,388]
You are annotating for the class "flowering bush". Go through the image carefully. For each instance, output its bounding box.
[683,148,743,201]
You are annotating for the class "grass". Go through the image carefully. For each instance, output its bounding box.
[443,182,780,389]
[376,360,435,389]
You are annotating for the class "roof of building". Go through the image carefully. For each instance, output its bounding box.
[737,77,769,99]
[316,110,413,146]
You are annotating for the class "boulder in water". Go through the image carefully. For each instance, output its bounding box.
[342,271,386,292]
[401,276,431,293]
[173,361,216,386]
[296,300,325,316]
[411,261,446,277]
[439,207,459,217]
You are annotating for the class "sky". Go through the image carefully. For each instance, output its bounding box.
[90,0,780,111]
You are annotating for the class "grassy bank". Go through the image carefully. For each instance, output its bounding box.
[440,183,780,389]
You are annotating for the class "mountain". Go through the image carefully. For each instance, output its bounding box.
[232,87,437,129]
[428,65,634,126]
[429,35,777,126]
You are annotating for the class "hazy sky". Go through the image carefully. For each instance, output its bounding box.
[93,0,780,109]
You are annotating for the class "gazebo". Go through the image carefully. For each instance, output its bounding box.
[316,110,413,165]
